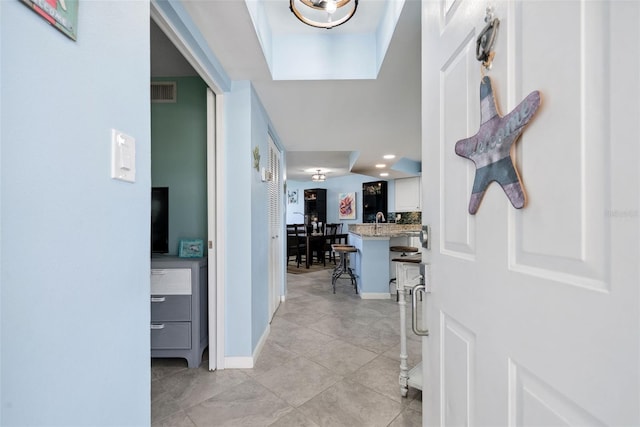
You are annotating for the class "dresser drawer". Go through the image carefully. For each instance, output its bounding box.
[150,268,191,295]
[150,295,191,321]
[150,322,191,349]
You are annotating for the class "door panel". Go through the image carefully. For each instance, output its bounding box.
[421,1,639,426]
[441,31,477,261]
[268,135,282,320]
[440,312,475,426]
[512,1,609,290]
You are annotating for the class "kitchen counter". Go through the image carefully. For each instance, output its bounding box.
[346,224,422,299]
[348,223,421,238]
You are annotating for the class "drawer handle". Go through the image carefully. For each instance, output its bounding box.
[150,296,166,303]
[150,323,165,330]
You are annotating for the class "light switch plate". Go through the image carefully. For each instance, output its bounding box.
[111,129,135,183]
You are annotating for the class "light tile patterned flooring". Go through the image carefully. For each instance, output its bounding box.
[151,268,423,426]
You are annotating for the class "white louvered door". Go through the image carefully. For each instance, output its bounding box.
[268,135,282,320]
[420,1,639,425]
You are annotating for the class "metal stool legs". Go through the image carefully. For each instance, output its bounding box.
[331,245,358,294]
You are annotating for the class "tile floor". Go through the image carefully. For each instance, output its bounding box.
[151,268,423,426]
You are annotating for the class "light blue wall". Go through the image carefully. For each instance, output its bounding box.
[151,76,208,255]
[224,81,254,357]
[286,175,395,224]
[224,81,283,357]
[1,1,150,425]
[250,89,271,351]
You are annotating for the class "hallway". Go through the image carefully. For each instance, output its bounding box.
[151,268,422,426]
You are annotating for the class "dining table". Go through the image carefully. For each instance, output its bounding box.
[302,232,349,268]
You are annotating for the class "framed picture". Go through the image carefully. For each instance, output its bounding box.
[288,189,298,204]
[338,192,356,220]
[21,0,79,41]
[178,239,204,258]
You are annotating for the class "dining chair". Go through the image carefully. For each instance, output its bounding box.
[324,223,340,264]
[286,224,306,268]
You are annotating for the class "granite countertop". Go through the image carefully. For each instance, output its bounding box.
[348,223,421,237]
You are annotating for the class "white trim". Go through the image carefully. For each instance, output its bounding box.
[359,292,392,300]
[280,295,286,302]
[215,94,226,370]
[253,323,270,362]
[206,88,217,371]
[222,323,271,369]
[224,357,254,369]
[150,3,225,94]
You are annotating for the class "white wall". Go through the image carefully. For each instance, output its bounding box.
[1,2,150,425]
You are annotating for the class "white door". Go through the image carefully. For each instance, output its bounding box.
[206,88,218,370]
[268,136,282,320]
[420,1,639,425]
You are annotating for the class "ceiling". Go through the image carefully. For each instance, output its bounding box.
[150,0,421,182]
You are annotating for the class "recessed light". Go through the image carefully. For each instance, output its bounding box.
[375,164,386,168]
[380,172,389,177]
[383,154,396,160]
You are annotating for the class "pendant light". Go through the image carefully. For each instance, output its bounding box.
[290,0,358,29]
[311,169,326,182]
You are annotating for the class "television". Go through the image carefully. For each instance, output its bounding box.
[151,187,169,254]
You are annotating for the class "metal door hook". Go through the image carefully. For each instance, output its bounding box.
[476,16,500,68]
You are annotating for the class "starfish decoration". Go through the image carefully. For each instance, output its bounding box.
[455,76,541,214]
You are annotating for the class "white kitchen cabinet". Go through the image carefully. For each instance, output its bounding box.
[394,176,421,211]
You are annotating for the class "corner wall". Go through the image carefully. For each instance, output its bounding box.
[223,81,282,363]
[1,1,151,425]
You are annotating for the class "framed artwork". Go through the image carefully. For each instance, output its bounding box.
[21,0,79,41]
[288,189,298,204]
[338,192,356,220]
[178,239,204,258]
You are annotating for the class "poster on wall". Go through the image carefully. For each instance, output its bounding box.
[21,0,79,41]
[338,192,356,220]
[287,189,298,204]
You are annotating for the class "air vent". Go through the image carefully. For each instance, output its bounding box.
[151,82,177,103]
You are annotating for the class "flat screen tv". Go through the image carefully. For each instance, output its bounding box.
[151,187,169,254]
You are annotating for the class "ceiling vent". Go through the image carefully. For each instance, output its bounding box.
[151,82,177,103]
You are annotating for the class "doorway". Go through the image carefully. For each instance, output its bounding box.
[150,16,223,371]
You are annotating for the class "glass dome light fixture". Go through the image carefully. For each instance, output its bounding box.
[290,0,358,29]
[311,169,326,182]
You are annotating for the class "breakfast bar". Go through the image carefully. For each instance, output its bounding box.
[347,224,421,298]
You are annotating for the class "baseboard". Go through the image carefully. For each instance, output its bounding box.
[360,292,392,300]
[253,323,270,362]
[223,323,271,369]
[224,356,254,369]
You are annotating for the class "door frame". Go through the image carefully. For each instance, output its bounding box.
[150,2,227,370]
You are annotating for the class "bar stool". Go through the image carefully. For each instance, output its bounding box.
[331,244,358,294]
[389,245,419,300]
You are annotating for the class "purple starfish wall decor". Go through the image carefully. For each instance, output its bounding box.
[455,76,541,215]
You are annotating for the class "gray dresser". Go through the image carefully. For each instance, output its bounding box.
[150,256,208,368]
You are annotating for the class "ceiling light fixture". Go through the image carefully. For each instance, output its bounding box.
[290,0,358,29]
[383,154,396,160]
[380,172,389,177]
[375,164,386,168]
[311,169,326,182]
